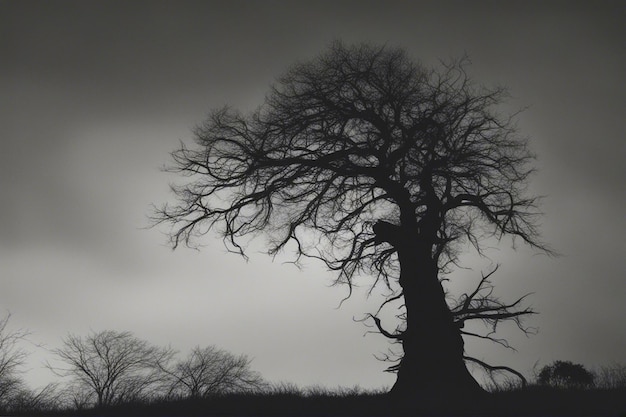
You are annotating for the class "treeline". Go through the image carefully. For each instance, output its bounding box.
[1,312,625,415]
[0,314,265,413]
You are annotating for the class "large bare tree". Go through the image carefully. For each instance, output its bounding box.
[154,42,551,400]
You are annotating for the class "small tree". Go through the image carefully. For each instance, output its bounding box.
[538,361,595,389]
[49,330,175,407]
[165,345,265,398]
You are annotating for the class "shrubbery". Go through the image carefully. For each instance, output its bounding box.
[537,360,595,389]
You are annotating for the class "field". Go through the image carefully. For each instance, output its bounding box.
[24,385,626,417]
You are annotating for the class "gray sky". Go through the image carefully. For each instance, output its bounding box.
[1,0,624,390]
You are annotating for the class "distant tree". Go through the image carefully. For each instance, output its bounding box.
[0,313,29,411]
[154,41,551,399]
[165,345,265,398]
[48,330,175,407]
[538,361,595,389]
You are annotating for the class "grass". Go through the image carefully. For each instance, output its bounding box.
[21,384,626,417]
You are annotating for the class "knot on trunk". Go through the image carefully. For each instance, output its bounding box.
[373,220,401,246]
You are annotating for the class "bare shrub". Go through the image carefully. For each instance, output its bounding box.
[594,363,626,389]
[164,345,265,398]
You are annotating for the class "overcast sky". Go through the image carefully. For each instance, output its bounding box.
[1,0,624,390]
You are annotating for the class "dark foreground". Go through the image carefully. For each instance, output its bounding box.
[23,387,626,417]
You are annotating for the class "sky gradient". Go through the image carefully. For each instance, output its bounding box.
[1,0,624,390]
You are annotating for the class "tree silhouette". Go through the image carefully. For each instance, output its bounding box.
[154,42,551,400]
[164,345,265,398]
[538,361,595,389]
[48,330,175,407]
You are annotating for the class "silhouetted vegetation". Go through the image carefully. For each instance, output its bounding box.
[1,321,624,416]
[13,379,626,416]
[42,330,266,409]
[162,345,266,398]
[47,330,176,408]
[0,313,60,413]
[153,41,554,399]
[595,363,626,389]
[537,360,595,389]
[0,312,29,408]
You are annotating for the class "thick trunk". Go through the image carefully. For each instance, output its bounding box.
[373,182,483,402]
[389,238,483,402]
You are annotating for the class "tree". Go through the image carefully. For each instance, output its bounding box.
[165,345,265,398]
[0,313,29,410]
[154,41,551,400]
[49,330,175,407]
[538,361,595,389]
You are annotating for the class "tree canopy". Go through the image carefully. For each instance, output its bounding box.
[159,41,547,282]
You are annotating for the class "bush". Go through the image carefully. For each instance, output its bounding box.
[537,360,595,389]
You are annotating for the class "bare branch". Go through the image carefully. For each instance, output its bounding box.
[164,346,265,398]
[450,266,536,339]
[464,356,527,388]
[364,314,404,340]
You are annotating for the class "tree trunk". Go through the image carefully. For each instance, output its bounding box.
[389,238,483,403]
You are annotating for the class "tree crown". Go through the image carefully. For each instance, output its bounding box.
[155,41,550,291]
